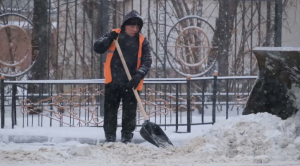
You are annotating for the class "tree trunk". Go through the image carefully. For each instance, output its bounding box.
[30,0,48,80]
[216,0,239,76]
[28,0,48,102]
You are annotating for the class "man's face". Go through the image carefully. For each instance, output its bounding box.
[125,25,140,36]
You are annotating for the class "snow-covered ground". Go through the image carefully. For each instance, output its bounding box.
[1,112,300,166]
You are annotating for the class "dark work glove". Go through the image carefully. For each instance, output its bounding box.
[126,73,142,90]
[108,31,119,40]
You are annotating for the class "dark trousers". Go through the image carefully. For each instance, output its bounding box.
[104,83,137,137]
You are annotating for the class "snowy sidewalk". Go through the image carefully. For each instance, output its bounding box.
[0,114,205,146]
[0,125,151,145]
[0,122,197,147]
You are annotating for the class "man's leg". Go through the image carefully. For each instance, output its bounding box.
[121,87,137,143]
[104,83,121,142]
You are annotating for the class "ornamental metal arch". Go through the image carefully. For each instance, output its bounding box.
[0,13,36,78]
[166,15,216,77]
[0,13,33,25]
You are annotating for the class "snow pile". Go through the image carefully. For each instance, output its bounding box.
[1,112,300,166]
[0,142,108,166]
[191,112,300,163]
[99,112,300,165]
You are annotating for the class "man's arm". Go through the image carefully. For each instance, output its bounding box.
[137,38,152,78]
[93,31,114,54]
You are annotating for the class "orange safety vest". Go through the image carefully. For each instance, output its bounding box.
[104,28,145,91]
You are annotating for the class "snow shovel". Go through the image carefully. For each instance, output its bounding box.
[114,40,173,148]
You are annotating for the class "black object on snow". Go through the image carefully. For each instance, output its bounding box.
[140,120,173,148]
[243,47,300,119]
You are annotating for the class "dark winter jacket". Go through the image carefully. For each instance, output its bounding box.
[94,10,152,85]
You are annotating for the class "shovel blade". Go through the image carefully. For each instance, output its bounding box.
[140,120,173,148]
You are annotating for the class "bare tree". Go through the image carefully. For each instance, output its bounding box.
[27,0,48,102]
[216,0,239,76]
[29,0,48,80]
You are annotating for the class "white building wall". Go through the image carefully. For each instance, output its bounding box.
[281,0,300,47]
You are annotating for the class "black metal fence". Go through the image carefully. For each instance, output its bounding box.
[0,0,281,132]
[0,0,281,79]
[1,75,257,132]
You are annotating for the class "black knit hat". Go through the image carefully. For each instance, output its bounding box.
[121,10,144,31]
[123,17,143,27]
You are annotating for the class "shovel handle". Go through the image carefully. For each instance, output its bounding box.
[113,40,149,120]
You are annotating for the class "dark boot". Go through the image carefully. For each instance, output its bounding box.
[105,135,116,143]
[121,133,133,144]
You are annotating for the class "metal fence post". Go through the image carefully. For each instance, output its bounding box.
[1,75,5,128]
[201,81,205,123]
[186,76,191,133]
[226,79,229,119]
[50,84,53,127]
[12,84,17,128]
[212,71,218,124]
[175,84,178,132]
